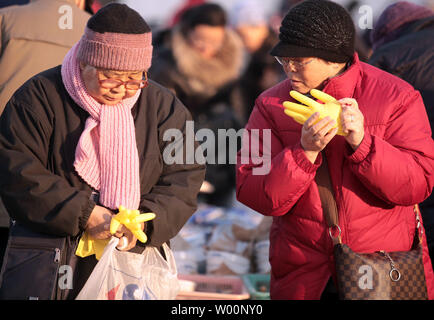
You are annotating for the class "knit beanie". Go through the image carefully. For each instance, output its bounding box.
[370,1,433,50]
[77,3,153,71]
[270,0,355,63]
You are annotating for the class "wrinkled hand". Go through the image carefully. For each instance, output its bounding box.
[300,113,338,163]
[110,205,156,251]
[339,98,364,150]
[113,225,141,251]
[85,205,115,240]
[283,89,347,136]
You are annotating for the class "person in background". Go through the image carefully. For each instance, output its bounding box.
[0,0,92,115]
[168,0,205,28]
[0,3,205,299]
[88,0,102,13]
[230,0,285,123]
[0,0,29,8]
[152,0,205,51]
[0,0,100,11]
[149,3,244,208]
[0,0,92,270]
[369,1,434,269]
[236,0,434,299]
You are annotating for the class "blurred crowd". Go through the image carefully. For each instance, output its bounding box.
[0,0,433,276]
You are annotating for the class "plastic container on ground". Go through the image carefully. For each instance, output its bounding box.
[176,274,250,300]
[178,279,196,292]
[206,250,250,275]
[254,240,271,273]
[190,205,228,226]
[241,273,271,300]
[177,222,210,248]
[174,250,200,274]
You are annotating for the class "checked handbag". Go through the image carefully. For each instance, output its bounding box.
[316,154,428,300]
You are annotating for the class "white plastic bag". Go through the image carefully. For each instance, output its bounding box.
[76,237,180,300]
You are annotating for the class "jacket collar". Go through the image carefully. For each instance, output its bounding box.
[320,53,362,100]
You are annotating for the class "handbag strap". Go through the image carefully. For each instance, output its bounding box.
[414,204,424,244]
[315,153,423,246]
[315,153,341,244]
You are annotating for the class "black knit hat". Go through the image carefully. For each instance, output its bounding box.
[87,3,151,34]
[270,0,355,63]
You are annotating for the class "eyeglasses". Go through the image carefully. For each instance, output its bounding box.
[274,57,315,69]
[98,72,148,90]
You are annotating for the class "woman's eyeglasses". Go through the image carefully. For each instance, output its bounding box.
[275,57,315,69]
[99,72,148,90]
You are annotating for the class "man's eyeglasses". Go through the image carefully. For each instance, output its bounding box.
[99,72,148,90]
[274,57,315,69]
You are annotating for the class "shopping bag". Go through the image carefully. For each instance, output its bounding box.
[76,237,180,300]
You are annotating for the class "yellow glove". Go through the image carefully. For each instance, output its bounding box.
[282,89,347,136]
[75,232,109,260]
[110,205,156,243]
[76,206,156,260]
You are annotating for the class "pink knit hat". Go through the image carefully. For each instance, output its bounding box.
[77,3,153,71]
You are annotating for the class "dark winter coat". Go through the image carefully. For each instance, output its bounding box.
[0,66,205,298]
[369,15,434,255]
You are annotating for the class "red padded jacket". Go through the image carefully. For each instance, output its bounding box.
[236,54,434,299]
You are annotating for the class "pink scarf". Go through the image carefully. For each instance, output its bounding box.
[61,43,141,210]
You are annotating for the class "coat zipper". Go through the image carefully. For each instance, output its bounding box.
[54,248,61,263]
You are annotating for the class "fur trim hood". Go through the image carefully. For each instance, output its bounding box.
[171,27,244,97]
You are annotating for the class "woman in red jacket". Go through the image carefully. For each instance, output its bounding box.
[236,0,434,300]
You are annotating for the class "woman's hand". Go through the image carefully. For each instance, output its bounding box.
[85,205,114,240]
[339,98,364,150]
[301,112,338,163]
[113,223,145,251]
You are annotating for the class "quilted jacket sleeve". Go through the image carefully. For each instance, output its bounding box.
[346,90,434,205]
[236,97,322,216]
[0,98,95,237]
